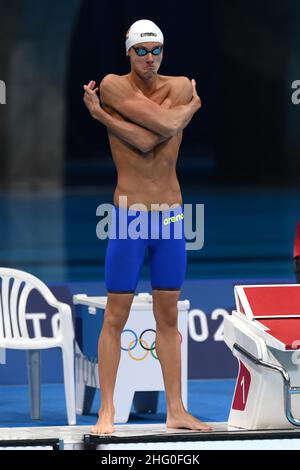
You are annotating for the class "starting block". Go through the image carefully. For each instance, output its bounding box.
[224,284,300,430]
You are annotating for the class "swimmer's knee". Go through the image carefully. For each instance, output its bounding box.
[103,308,130,332]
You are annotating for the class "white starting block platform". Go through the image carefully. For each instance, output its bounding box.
[1,424,300,450]
[224,284,300,430]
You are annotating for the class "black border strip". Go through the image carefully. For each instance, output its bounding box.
[0,438,60,449]
[84,429,300,446]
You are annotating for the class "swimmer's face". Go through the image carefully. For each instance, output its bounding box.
[127,42,163,80]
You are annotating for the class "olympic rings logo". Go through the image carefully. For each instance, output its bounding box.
[121,328,182,361]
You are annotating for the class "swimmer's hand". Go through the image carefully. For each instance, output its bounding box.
[191,79,202,111]
[83,80,102,118]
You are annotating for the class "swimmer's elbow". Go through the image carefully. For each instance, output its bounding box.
[137,137,158,153]
[138,142,154,153]
[161,121,179,138]
[164,121,179,137]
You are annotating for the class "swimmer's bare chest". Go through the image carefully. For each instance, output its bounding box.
[105,75,184,209]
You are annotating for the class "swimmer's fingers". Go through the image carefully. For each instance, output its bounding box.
[87,80,96,89]
[191,79,198,96]
[83,86,100,113]
[83,81,98,94]
[191,79,202,109]
[83,85,98,94]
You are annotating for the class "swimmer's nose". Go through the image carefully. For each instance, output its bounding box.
[146,54,154,63]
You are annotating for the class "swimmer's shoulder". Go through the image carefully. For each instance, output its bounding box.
[99,74,133,103]
[160,75,192,95]
[155,75,192,105]
[158,75,192,96]
[158,74,191,87]
[100,73,124,87]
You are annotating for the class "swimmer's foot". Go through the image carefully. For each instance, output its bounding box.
[90,407,115,435]
[167,409,213,432]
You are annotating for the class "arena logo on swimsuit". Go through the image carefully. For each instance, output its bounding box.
[0,80,6,104]
[163,213,184,225]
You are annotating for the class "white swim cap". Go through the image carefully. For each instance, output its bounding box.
[125,19,164,54]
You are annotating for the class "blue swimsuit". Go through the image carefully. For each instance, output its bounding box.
[105,205,187,293]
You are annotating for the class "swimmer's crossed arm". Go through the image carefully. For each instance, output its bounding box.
[83,80,170,152]
[99,74,201,138]
[83,76,201,153]
[102,100,172,153]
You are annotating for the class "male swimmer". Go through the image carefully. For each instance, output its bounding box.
[83,19,212,434]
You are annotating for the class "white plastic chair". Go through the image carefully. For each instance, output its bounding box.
[0,268,76,425]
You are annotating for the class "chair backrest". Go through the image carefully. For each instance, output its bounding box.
[0,268,62,340]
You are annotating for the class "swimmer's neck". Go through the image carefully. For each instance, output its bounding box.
[128,70,159,96]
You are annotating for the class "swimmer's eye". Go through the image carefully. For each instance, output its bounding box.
[151,47,163,56]
[134,48,148,56]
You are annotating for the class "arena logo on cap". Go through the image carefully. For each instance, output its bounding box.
[0,80,6,104]
[140,32,158,37]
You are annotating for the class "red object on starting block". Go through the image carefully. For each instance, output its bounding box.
[294,221,300,258]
